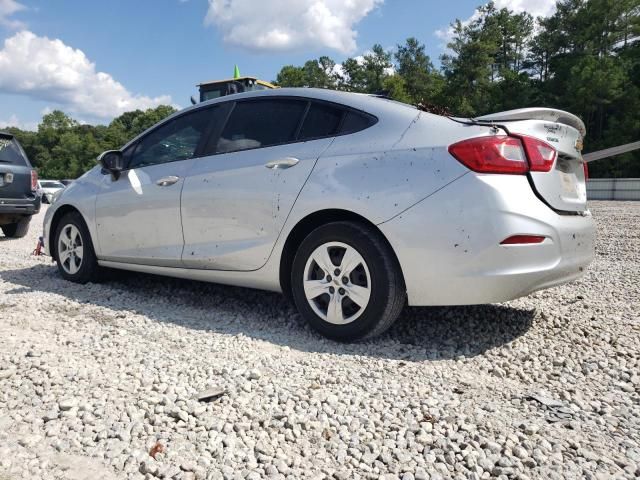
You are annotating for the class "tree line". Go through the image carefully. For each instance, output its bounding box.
[4,0,639,179]
[3,106,177,179]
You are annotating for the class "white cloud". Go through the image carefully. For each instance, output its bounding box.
[205,0,382,54]
[0,113,37,131]
[494,0,556,18]
[435,0,557,46]
[0,31,173,121]
[0,0,26,29]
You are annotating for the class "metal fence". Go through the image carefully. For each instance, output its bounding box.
[587,178,640,200]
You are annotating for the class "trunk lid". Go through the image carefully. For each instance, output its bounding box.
[474,108,588,213]
[0,133,34,200]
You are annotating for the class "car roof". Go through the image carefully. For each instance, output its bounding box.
[122,88,419,151]
[195,88,415,114]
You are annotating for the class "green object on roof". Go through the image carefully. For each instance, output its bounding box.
[233,65,241,79]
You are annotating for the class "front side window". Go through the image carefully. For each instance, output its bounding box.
[216,99,307,154]
[128,108,213,169]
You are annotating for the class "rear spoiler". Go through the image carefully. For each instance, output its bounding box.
[474,108,586,137]
[467,109,639,163]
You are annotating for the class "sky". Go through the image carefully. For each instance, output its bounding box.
[0,0,557,130]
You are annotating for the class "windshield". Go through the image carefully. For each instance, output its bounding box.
[201,87,226,101]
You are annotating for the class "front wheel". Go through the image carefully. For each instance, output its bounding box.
[291,221,406,341]
[54,212,101,283]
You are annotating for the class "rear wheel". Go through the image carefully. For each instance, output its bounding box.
[1,216,31,238]
[291,221,405,341]
[54,212,101,283]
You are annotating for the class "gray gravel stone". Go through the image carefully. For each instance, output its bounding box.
[0,202,638,480]
[58,398,77,411]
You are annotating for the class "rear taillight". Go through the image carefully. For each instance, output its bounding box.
[31,170,38,192]
[448,135,557,174]
[583,162,589,180]
[518,135,557,172]
[448,136,529,174]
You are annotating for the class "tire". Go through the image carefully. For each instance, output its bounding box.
[53,212,101,283]
[291,221,406,341]
[1,216,31,238]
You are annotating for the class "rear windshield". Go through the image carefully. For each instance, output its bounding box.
[0,136,30,166]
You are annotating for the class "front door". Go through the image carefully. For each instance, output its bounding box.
[95,107,214,266]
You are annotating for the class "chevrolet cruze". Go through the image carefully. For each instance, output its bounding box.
[43,89,595,341]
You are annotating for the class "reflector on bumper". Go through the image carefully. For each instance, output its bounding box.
[500,235,546,245]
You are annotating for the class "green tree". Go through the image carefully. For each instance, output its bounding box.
[275,57,338,88]
[4,106,176,179]
[3,0,639,179]
[382,75,412,104]
[395,37,444,104]
[106,105,177,150]
[275,65,306,87]
[339,57,368,92]
[362,44,392,93]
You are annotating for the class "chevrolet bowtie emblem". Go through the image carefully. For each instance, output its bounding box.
[575,138,584,152]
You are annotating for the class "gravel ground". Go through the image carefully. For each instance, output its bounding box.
[0,202,638,480]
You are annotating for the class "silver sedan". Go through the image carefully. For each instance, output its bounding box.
[43,89,595,341]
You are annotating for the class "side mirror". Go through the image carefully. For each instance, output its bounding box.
[98,150,124,179]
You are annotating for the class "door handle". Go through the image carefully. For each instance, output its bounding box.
[265,157,300,170]
[156,176,180,187]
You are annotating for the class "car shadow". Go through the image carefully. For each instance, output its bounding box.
[0,264,535,361]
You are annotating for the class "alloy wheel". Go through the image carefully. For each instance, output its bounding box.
[303,241,371,325]
[58,224,84,275]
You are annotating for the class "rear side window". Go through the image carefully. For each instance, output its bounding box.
[298,103,344,141]
[339,111,377,134]
[216,99,307,154]
[0,136,30,166]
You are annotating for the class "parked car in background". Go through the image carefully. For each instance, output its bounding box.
[38,179,66,204]
[43,88,595,341]
[0,132,40,238]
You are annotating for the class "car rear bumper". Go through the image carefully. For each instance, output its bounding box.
[0,196,41,216]
[379,173,595,306]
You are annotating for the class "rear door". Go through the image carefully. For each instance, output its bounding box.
[180,98,342,270]
[0,134,33,200]
[475,108,588,212]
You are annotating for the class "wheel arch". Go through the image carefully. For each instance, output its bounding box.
[49,205,83,261]
[279,209,405,300]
